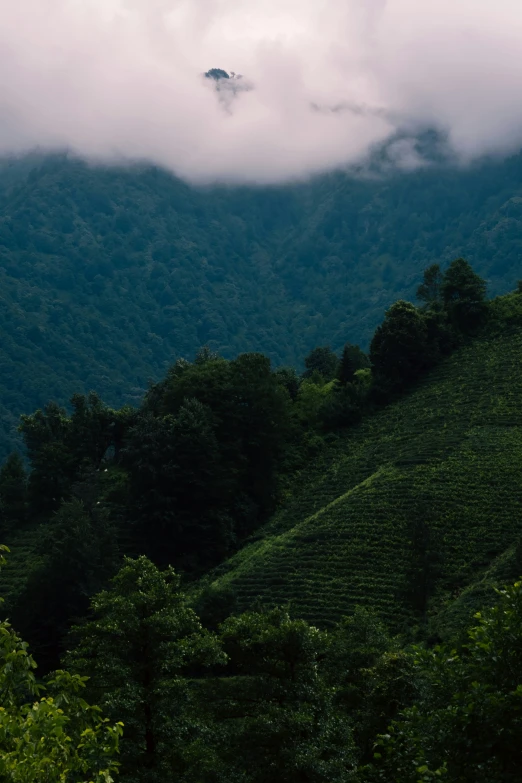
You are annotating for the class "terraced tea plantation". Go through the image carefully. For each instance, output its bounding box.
[205,296,522,629]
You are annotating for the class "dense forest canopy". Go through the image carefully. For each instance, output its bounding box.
[1,151,522,457]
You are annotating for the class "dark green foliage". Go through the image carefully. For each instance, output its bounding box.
[68,391,122,467]
[1,350,301,665]
[161,353,293,511]
[338,343,369,385]
[319,382,363,430]
[60,562,522,783]
[202,608,356,783]
[422,306,457,358]
[416,263,443,307]
[405,514,442,619]
[19,402,74,513]
[369,261,481,397]
[10,496,119,671]
[370,301,430,392]
[325,608,415,764]
[369,580,522,782]
[67,560,357,783]
[192,582,239,631]
[326,608,391,700]
[18,392,126,514]
[441,257,488,332]
[66,556,224,783]
[61,558,522,783]
[0,453,27,531]
[274,366,301,400]
[122,400,235,571]
[0,547,122,783]
[303,347,339,381]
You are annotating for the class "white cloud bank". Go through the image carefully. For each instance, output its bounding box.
[1,0,522,183]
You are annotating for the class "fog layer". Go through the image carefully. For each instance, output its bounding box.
[0,0,521,183]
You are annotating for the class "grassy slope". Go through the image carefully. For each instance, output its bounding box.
[204,295,522,631]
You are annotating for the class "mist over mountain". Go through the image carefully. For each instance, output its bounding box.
[2,0,522,183]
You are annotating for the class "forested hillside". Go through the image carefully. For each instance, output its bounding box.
[2,258,522,781]
[0,259,511,649]
[203,293,522,634]
[2,152,522,456]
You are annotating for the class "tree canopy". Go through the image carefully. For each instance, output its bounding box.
[66,556,224,783]
[0,545,122,783]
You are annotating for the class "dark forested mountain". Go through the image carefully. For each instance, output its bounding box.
[1,151,522,456]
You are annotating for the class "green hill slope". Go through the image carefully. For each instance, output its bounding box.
[203,295,522,630]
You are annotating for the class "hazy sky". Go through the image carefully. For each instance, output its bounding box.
[1,0,522,183]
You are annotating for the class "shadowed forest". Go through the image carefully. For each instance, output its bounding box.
[2,246,522,782]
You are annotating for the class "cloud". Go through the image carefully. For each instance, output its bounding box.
[0,0,521,183]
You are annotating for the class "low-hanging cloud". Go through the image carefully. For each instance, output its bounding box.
[1,0,522,184]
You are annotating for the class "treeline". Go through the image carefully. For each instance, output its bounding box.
[0,259,493,670]
[3,549,522,782]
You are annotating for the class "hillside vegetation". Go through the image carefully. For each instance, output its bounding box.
[2,151,522,456]
[0,258,514,660]
[203,294,522,633]
[2,259,522,781]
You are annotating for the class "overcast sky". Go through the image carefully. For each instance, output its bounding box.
[1,0,522,183]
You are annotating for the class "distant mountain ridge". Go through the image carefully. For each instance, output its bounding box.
[0,151,522,455]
